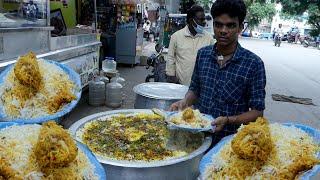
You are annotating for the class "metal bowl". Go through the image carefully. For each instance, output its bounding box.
[69,109,212,180]
[133,83,188,110]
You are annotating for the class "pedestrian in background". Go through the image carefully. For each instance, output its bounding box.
[143,19,151,41]
[144,6,149,20]
[166,5,215,86]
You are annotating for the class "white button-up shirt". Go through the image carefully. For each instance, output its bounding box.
[166,25,215,86]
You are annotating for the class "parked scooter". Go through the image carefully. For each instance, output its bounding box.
[302,36,320,50]
[274,34,281,47]
[145,44,167,82]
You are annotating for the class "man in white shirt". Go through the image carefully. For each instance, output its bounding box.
[275,24,284,38]
[166,5,215,86]
[143,20,151,41]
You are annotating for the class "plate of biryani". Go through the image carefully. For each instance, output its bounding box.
[71,109,205,164]
[0,121,106,180]
[0,52,81,123]
[166,108,214,132]
[199,117,320,180]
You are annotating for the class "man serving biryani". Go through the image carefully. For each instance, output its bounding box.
[170,0,266,147]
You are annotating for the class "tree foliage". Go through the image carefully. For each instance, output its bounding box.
[278,0,320,36]
[187,0,276,30]
[246,2,276,29]
[195,0,213,11]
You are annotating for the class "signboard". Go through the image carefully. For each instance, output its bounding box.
[63,52,99,88]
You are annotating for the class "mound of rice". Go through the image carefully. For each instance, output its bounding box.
[204,123,320,179]
[170,109,211,128]
[0,59,76,119]
[0,124,98,179]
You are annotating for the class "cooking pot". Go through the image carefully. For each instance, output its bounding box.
[133,82,188,110]
[69,109,212,180]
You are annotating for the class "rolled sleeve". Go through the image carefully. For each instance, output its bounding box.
[189,51,201,96]
[165,34,177,76]
[248,60,266,111]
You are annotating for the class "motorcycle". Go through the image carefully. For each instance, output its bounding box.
[287,33,299,43]
[145,44,167,82]
[302,36,320,50]
[274,34,282,47]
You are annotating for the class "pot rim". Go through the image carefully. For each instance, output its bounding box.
[69,109,212,168]
[133,82,188,100]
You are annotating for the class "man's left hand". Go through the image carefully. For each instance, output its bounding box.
[211,116,228,133]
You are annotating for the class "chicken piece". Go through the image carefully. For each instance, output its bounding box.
[13,52,42,91]
[182,108,195,123]
[231,117,273,162]
[278,155,319,180]
[34,121,78,168]
[0,157,22,180]
[47,89,76,114]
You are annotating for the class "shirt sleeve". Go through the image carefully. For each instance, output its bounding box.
[166,34,177,76]
[248,59,266,111]
[189,51,201,96]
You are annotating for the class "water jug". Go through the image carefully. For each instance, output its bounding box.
[105,81,123,108]
[102,57,117,73]
[110,73,126,86]
[88,77,105,106]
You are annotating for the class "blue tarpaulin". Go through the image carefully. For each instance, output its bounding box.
[0,60,82,124]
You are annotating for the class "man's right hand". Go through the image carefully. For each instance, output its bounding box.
[169,99,188,111]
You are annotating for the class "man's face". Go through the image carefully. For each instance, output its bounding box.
[213,14,242,46]
[191,11,206,28]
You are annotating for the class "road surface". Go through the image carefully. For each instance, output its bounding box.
[240,38,320,129]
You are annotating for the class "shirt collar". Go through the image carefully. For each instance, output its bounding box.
[212,42,243,62]
[184,25,203,37]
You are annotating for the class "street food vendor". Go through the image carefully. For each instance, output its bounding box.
[170,0,266,146]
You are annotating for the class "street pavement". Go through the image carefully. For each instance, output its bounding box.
[239,38,320,129]
[62,39,320,130]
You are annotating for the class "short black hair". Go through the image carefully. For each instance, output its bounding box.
[186,5,204,23]
[211,0,247,24]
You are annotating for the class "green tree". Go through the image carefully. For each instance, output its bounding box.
[195,0,213,11]
[245,0,276,31]
[278,0,320,37]
[197,0,276,31]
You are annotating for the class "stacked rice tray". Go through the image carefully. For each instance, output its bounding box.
[0,52,106,179]
[0,52,81,123]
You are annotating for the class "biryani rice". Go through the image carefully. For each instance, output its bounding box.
[0,124,98,179]
[204,123,319,179]
[0,59,76,118]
